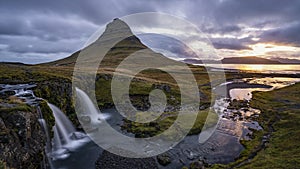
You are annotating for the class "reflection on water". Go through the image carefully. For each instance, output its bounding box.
[229,77,300,101]
[245,77,300,89]
[229,88,269,100]
[200,64,300,74]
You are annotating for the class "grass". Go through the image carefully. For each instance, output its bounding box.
[121,108,218,138]
[240,83,300,168]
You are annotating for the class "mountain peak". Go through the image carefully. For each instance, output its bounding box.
[43,18,147,66]
[97,18,134,42]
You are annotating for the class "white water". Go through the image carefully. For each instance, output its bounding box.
[0,84,100,168]
[75,88,110,129]
[47,103,91,163]
[48,103,76,147]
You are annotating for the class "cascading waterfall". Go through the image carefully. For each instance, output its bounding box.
[75,87,110,128]
[0,84,104,168]
[48,103,76,147]
[36,107,51,149]
[46,103,90,162]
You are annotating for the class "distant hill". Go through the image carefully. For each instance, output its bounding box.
[0,62,30,66]
[183,56,283,65]
[270,57,300,64]
[183,56,300,64]
[221,56,281,64]
[182,59,218,64]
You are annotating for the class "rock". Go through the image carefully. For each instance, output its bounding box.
[228,99,249,109]
[96,150,158,169]
[0,90,15,99]
[152,84,171,93]
[0,106,45,169]
[157,153,171,166]
[189,160,207,169]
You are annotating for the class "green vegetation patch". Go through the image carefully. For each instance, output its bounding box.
[121,108,218,138]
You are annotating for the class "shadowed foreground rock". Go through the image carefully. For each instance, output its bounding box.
[0,104,45,169]
[95,150,158,169]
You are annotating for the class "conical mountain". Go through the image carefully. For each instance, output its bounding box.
[42,18,147,67]
[40,18,192,87]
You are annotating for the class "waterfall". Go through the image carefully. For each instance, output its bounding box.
[37,106,51,152]
[48,103,76,147]
[53,125,62,150]
[75,88,110,128]
[0,84,98,168]
[46,102,91,163]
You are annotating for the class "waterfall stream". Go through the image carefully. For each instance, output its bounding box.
[0,84,99,169]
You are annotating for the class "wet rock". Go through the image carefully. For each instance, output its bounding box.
[0,90,15,99]
[157,153,171,166]
[152,84,171,93]
[96,150,158,169]
[189,160,207,169]
[228,99,249,109]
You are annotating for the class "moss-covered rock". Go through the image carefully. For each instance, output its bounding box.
[0,102,45,169]
[157,153,171,166]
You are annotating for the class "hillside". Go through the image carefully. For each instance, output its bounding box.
[221,56,281,64]
[270,57,300,64]
[183,56,294,65]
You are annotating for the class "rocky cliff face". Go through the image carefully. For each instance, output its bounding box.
[0,102,45,169]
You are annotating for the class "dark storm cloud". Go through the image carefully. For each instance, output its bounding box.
[0,35,83,54]
[0,0,158,25]
[260,22,300,46]
[0,17,28,36]
[213,42,251,50]
[0,0,160,63]
[0,0,299,63]
[201,25,243,35]
[138,33,198,59]
[214,0,300,24]
[0,12,98,40]
[210,36,255,50]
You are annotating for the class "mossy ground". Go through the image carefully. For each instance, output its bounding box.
[122,108,218,138]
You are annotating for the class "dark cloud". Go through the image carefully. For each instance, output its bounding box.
[213,42,252,50]
[201,25,243,34]
[260,22,300,46]
[214,0,300,24]
[138,33,198,59]
[210,36,255,50]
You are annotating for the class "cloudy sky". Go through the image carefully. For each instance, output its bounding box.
[1,0,300,63]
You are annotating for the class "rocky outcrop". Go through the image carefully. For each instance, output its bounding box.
[157,153,171,166]
[95,150,158,169]
[0,103,45,169]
